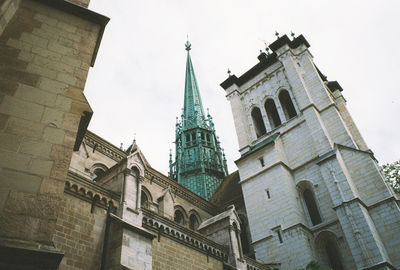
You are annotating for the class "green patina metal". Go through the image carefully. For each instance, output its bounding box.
[169,41,228,200]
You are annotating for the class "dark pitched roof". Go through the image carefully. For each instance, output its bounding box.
[210,171,242,207]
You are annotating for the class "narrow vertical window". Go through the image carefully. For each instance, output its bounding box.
[189,214,199,230]
[303,189,322,225]
[265,189,271,199]
[259,157,265,167]
[186,133,191,146]
[279,90,297,120]
[141,191,149,209]
[274,227,283,243]
[251,107,266,138]
[265,99,281,128]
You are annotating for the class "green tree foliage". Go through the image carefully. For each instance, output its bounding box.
[295,260,328,270]
[382,160,400,193]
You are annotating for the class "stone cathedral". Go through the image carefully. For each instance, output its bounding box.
[0,1,399,270]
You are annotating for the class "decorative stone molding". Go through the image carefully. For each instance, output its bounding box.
[84,130,126,162]
[142,209,228,262]
[65,171,119,211]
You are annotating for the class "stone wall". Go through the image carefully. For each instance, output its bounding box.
[0,0,107,266]
[53,193,107,270]
[152,235,223,270]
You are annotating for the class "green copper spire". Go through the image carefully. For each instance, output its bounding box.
[183,41,207,129]
[169,41,228,200]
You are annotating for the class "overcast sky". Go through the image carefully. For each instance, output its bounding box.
[84,0,400,175]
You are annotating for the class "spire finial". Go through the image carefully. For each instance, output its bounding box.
[132,133,136,146]
[185,35,191,51]
[275,31,280,39]
[291,31,296,39]
[227,69,231,76]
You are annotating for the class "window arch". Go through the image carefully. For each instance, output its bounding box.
[303,189,322,225]
[251,107,266,138]
[141,186,152,210]
[264,99,281,129]
[278,90,297,120]
[174,210,185,225]
[189,214,199,230]
[315,231,344,270]
[91,163,108,181]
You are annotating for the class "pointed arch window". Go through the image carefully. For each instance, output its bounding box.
[189,214,199,230]
[251,107,266,138]
[303,189,322,225]
[141,190,149,209]
[326,240,344,270]
[279,90,297,120]
[174,210,185,225]
[265,99,281,129]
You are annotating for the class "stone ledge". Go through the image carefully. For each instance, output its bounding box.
[142,208,228,262]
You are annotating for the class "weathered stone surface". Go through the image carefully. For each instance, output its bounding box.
[49,144,72,180]
[5,116,44,138]
[0,168,42,193]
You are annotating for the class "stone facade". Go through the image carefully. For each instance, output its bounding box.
[0,0,108,268]
[221,34,400,270]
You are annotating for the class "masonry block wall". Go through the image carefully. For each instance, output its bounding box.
[0,0,107,265]
[152,236,223,270]
[53,194,107,270]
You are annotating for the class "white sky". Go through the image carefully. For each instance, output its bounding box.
[84,0,400,175]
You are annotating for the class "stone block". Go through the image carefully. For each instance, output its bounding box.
[20,139,52,158]
[55,94,72,112]
[14,83,57,107]
[0,168,42,193]
[39,177,65,194]
[5,116,44,138]
[30,158,53,176]
[0,95,44,121]
[26,63,57,79]
[49,144,72,180]
[34,54,75,74]
[33,13,58,26]
[0,131,21,151]
[61,55,81,68]
[42,126,64,144]
[0,68,40,87]
[20,32,48,48]
[62,112,80,132]
[0,113,8,129]
[41,107,64,127]
[32,46,62,61]
[0,149,31,172]
[38,77,68,94]
[57,72,77,85]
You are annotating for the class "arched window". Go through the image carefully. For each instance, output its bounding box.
[141,190,149,209]
[315,231,344,270]
[303,189,322,225]
[174,210,184,225]
[279,90,297,120]
[189,214,199,230]
[92,168,105,181]
[325,240,344,270]
[251,107,266,138]
[91,163,108,181]
[264,99,281,129]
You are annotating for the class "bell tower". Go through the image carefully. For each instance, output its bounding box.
[221,34,400,269]
[169,41,228,200]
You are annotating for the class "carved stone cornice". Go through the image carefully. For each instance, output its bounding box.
[84,130,127,162]
[65,171,120,210]
[142,209,228,262]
